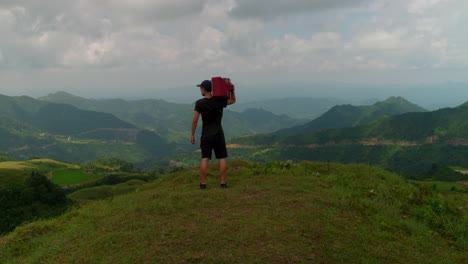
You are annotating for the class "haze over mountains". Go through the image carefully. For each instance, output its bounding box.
[109,82,467,112]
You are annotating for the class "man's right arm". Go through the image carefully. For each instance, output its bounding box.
[227,90,236,105]
[191,111,200,144]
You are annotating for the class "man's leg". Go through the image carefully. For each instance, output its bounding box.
[213,133,228,186]
[200,158,209,184]
[219,158,227,184]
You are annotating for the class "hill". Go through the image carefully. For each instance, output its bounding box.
[0,161,466,263]
[40,92,305,142]
[0,169,71,234]
[0,94,135,134]
[276,96,427,134]
[0,157,158,233]
[0,94,168,163]
[0,153,15,162]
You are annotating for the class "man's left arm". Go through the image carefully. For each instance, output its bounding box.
[191,111,200,144]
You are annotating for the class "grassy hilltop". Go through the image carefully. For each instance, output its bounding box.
[1,161,466,264]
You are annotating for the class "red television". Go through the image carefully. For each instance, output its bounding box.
[211,77,235,98]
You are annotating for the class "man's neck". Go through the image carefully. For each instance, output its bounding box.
[204,94,213,99]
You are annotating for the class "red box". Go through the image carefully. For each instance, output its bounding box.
[211,77,235,98]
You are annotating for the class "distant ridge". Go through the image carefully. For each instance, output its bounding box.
[276,96,427,135]
[230,97,347,119]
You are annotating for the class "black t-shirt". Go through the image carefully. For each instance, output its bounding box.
[194,98,228,136]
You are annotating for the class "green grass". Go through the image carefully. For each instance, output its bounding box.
[68,179,146,201]
[26,159,79,171]
[0,159,78,174]
[0,169,29,188]
[412,180,466,192]
[1,161,466,264]
[0,161,34,170]
[50,170,103,185]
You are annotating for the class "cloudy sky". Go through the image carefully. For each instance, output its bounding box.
[0,0,467,99]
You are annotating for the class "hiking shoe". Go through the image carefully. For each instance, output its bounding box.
[220,183,228,188]
[200,183,207,189]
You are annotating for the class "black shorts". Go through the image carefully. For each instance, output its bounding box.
[200,133,228,160]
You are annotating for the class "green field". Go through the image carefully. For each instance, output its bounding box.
[1,161,466,264]
[0,159,79,174]
[50,170,103,185]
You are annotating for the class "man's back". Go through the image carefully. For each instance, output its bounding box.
[194,98,227,136]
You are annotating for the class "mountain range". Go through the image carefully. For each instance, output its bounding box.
[229,97,348,119]
[0,92,305,163]
[0,94,167,163]
[233,101,467,146]
[229,102,468,178]
[275,96,427,134]
[2,91,467,175]
[40,92,305,142]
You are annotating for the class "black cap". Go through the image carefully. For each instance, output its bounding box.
[196,80,212,91]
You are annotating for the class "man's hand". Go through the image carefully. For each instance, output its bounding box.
[191,111,200,145]
[227,90,236,105]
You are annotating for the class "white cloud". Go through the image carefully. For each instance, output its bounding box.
[415,18,439,33]
[408,0,446,14]
[61,37,118,67]
[350,29,417,51]
[0,0,468,96]
[0,8,16,29]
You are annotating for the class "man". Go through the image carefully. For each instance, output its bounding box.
[191,79,236,189]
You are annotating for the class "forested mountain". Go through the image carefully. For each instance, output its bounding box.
[40,92,305,141]
[229,102,468,178]
[276,96,427,134]
[0,94,135,134]
[233,101,467,146]
[0,94,167,163]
